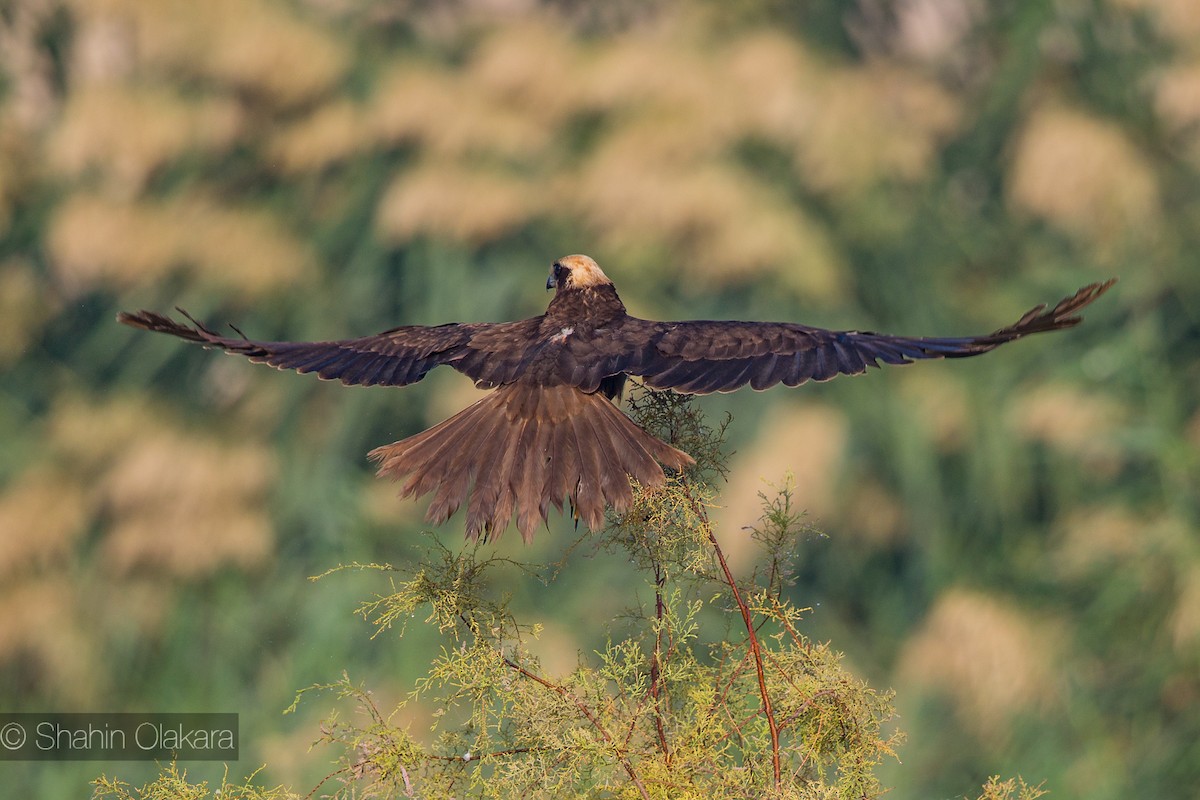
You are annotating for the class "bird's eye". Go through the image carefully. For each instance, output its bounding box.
[553,263,563,276]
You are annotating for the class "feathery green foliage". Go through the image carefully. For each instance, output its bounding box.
[973,775,1048,800]
[93,764,297,800]
[287,390,901,799]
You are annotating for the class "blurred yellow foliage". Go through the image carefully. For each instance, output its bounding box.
[1155,61,1200,131]
[792,63,961,194]
[49,84,243,192]
[252,16,962,301]
[372,64,553,161]
[1155,60,1200,165]
[0,258,55,365]
[100,430,275,578]
[0,460,107,700]
[1008,382,1127,472]
[581,33,716,119]
[571,138,846,298]
[70,0,348,107]
[377,161,540,245]
[49,394,163,471]
[899,589,1059,742]
[1170,566,1200,652]
[717,403,848,568]
[1054,505,1144,576]
[1008,105,1160,251]
[1114,0,1200,48]
[468,19,587,129]
[47,395,277,579]
[724,31,816,140]
[0,469,88,579]
[0,577,101,705]
[47,193,315,296]
[1055,506,1193,582]
[268,99,368,175]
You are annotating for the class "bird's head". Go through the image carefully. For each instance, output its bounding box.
[546,255,612,293]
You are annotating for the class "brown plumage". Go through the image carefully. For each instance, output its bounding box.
[118,255,1115,541]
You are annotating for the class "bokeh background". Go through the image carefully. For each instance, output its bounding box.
[1,0,1197,797]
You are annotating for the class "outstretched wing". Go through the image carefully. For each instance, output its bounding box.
[117,309,544,388]
[571,280,1116,395]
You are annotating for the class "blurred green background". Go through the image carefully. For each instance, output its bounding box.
[0,0,1196,797]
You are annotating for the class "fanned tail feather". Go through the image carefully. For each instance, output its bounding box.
[369,384,694,542]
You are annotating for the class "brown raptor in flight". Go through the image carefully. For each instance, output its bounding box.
[118,256,1114,542]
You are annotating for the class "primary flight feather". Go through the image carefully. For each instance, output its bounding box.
[118,255,1115,542]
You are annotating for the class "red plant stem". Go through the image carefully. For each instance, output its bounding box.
[696,500,782,790]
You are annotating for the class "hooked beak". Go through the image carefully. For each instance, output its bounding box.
[546,273,557,291]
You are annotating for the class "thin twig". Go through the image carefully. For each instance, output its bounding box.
[774,687,839,733]
[502,656,652,800]
[425,746,550,761]
[650,559,672,763]
[304,766,350,800]
[622,685,652,750]
[765,594,812,653]
[710,648,754,716]
[399,763,414,797]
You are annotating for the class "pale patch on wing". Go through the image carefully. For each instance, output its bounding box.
[551,326,575,343]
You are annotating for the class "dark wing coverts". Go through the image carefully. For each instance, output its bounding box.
[119,280,1114,396]
[559,280,1116,395]
[116,310,544,389]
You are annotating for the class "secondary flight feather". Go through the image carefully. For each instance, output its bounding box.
[118,255,1115,542]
